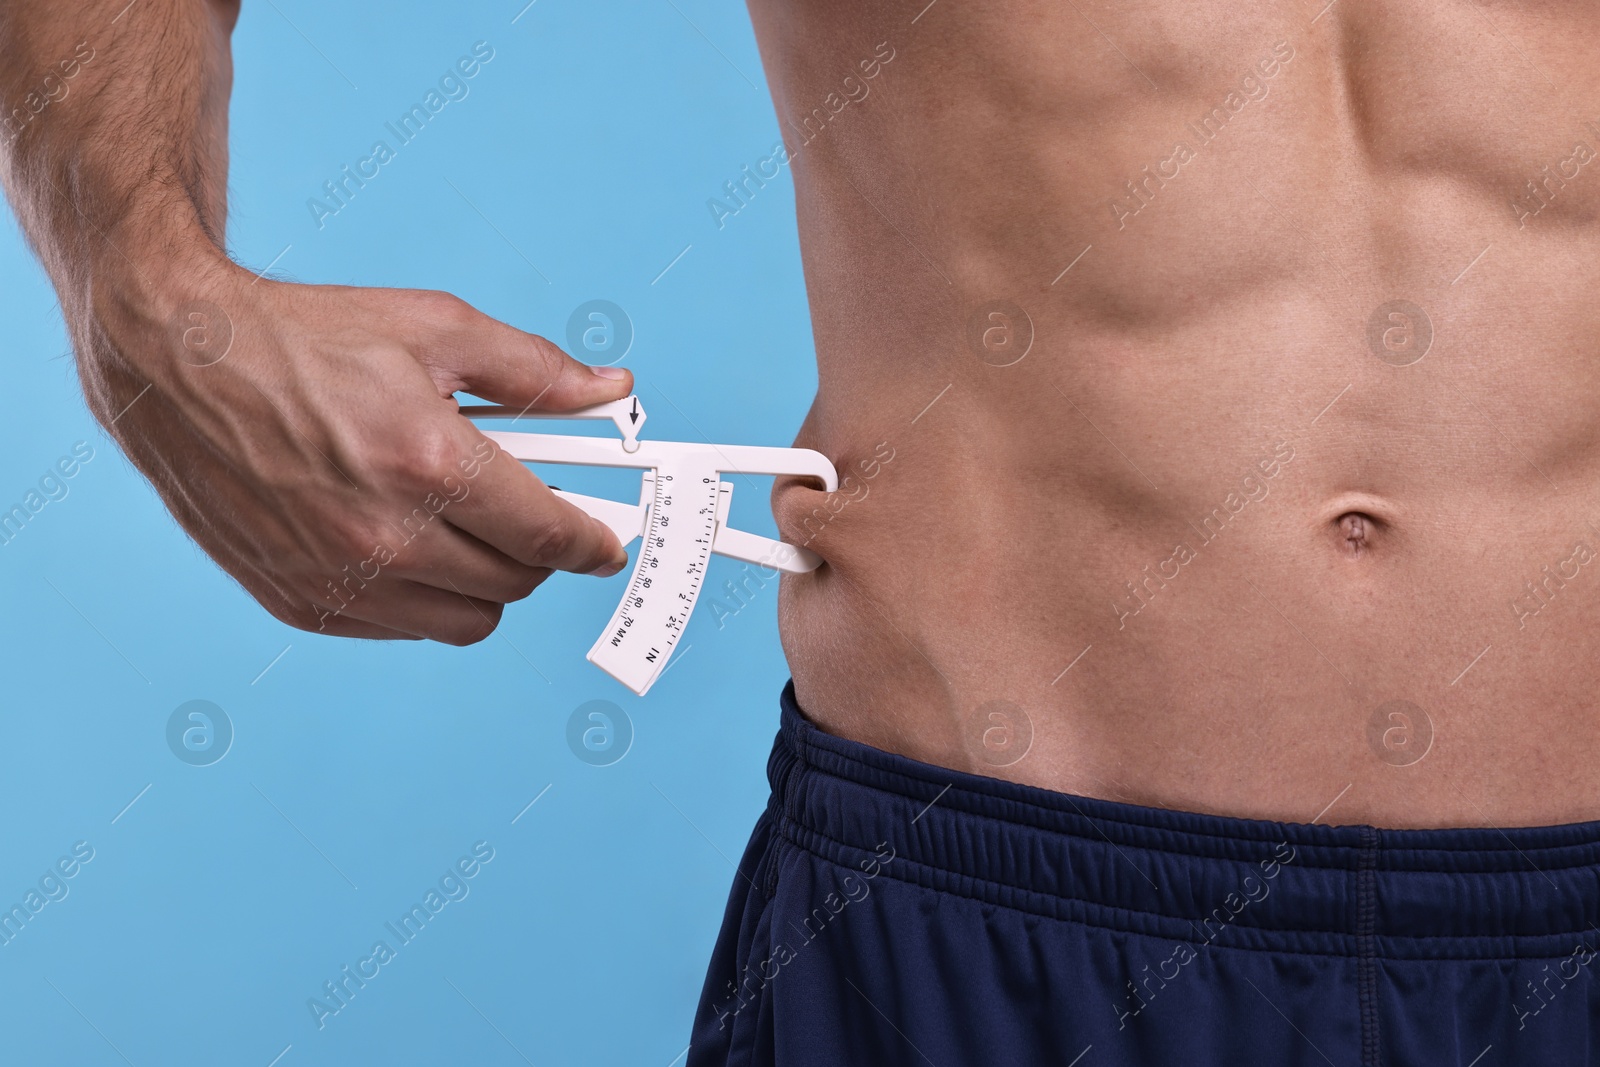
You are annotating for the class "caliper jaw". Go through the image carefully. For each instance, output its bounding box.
[464,395,837,692]
[467,396,832,573]
[710,481,822,574]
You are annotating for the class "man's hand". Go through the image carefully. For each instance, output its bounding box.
[89,256,633,643]
[0,0,630,643]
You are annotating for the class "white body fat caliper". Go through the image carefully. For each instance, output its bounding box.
[466,396,837,696]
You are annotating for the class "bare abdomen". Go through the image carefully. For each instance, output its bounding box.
[757,0,1600,826]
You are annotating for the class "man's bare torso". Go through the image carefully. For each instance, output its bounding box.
[755,0,1600,827]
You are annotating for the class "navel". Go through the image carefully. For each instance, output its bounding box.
[1335,511,1377,558]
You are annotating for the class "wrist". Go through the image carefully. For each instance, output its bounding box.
[80,230,246,383]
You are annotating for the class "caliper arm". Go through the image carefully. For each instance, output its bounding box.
[464,396,647,452]
[464,396,838,695]
[470,398,837,574]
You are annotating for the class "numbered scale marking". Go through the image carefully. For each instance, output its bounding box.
[590,467,725,691]
[468,396,837,695]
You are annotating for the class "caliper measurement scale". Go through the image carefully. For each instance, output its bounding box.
[603,468,717,681]
[467,397,837,695]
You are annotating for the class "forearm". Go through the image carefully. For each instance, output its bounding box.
[0,1,634,643]
[0,0,240,393]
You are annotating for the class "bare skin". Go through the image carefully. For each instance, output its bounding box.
[757,0,1600,828]
[6,1,1599,828]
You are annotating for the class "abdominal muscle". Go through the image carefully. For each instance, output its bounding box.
[752,0,1600,828]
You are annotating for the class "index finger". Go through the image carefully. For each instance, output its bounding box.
[441,434,628,576]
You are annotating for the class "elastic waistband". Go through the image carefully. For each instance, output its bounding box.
[769,683,1600,960]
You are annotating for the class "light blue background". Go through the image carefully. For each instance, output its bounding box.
[0,2,811,1063]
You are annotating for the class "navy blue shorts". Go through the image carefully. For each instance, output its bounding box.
[689,683,1600,1066]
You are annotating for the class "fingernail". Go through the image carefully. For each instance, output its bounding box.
[590,366,627,379]
[588,558,626,578]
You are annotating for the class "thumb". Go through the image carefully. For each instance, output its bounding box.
[419,298,634,411]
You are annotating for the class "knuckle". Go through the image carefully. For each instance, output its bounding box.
[287,573,356,627]
[391,430,468,491]
[522,512,579,564]
[531,333,585,381]
[530,332,570,368]
[236,565,309,619]
[261,593,313,630]
[412,289,475,328]
[438,604,500,646]
[501,568,549,603]
[321,514,383,562]
[275,595,338,635]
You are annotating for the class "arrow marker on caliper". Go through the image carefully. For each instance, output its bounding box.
[466,396,837,695]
